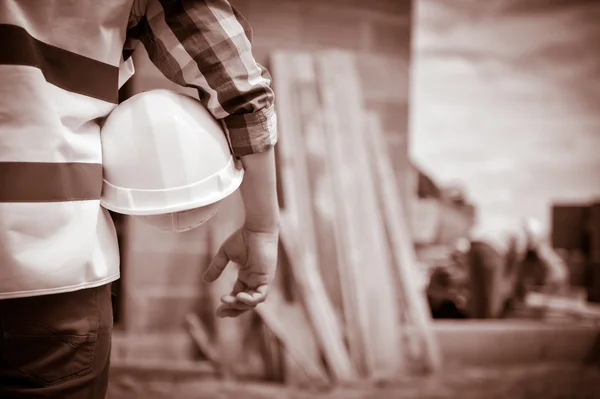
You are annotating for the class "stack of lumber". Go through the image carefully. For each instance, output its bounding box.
[186,49,441,388]
[522,289,600,323]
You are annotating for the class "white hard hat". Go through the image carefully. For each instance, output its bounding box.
[454,237,471,253]
[100,89,244,233]
[523,217,545,249]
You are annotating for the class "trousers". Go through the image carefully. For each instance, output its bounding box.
[0,283,114,398]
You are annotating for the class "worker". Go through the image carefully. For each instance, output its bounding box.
[0,1,279,398]
[514,217,570,298]
[466,225,518,318]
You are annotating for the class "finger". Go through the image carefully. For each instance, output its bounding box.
[219,298,255,310]
[234,158,244,170]
[219,279,247,304]
[256,284,269,297]
[236,284,269,306]
[220,294,255,309]
[229,279,246,296]
[220,294,238,304]
[203,245,229,283]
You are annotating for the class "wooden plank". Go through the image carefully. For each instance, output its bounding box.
[258,318,285,383]
[110,359,217,378]
[364,112,442,372]
[314,52,372,377]
[280,304,325,388]
[287,53,374,379]
[293,53,345,323]
[243,219,327,387]
[254,279,331,389]
[315,51,401,379]
[185,313,225,374]
[274,224,326,388]
[525,292,600,320]
[270,51,357,383]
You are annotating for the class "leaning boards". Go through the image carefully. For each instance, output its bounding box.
[270,49,440,380]
[270,52,357,383]
[315,51,402,379]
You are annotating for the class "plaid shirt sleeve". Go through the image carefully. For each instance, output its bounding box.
[125,0,277,157]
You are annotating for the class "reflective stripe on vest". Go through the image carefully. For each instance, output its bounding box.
[0,0,135,299]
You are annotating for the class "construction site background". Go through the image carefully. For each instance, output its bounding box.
[106,1,600,398]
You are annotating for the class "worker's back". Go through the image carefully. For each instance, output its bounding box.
[0,0,138,299]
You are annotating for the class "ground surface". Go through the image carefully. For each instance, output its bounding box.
[108,363,600,399]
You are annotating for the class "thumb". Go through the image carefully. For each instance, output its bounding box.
[203,245,229,283]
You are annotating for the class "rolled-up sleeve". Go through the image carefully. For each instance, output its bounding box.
[126,0,277,157]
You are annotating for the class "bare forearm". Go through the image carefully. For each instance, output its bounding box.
[239,148,280,233]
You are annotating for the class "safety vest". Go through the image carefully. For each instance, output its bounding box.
[0,0,136,299]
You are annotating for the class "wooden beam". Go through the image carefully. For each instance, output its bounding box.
[254,280,331,389]
[525,292,600,320]
[270,51,357,383]
[364,112,442,372]
[185,313,226,375]
[315,51,403,379]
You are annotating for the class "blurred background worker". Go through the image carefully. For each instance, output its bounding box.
[0,1,279,398]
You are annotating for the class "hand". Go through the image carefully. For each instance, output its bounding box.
[203,225,278,318]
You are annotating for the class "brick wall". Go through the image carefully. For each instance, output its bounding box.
[120,0,413,332]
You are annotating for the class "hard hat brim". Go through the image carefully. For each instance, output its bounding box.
[100,156,244,216]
